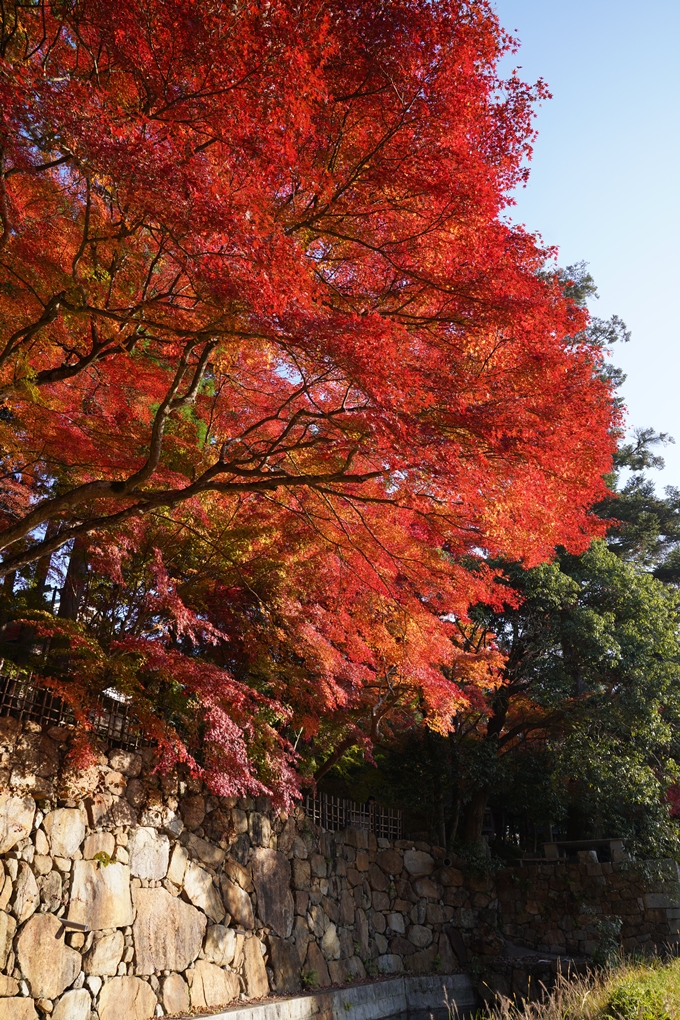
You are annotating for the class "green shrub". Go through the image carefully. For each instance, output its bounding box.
[474,957,680,1020]
[602,962,680,1020]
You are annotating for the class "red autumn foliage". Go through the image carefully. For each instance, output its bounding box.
[0,0,618,803]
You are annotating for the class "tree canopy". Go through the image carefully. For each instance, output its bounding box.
[337,438,680,858]
[0,0,618,802]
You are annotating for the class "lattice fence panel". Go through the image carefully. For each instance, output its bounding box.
[304,792,402,839]
[0,662,144,750]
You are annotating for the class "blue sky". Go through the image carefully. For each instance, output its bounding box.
[492,0,680,488]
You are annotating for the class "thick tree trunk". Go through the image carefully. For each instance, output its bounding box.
[58,537,88,620]
[1,570,15,594]
[35,521,58,597]
[313,734,356,782]
[447,792,462,845]
[463,787,489,845]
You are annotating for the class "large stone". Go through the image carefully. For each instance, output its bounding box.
[405,945,439,975]
[249,812,271,847]
[372,890,390,912]
[52,989,92,1020]
[98,977,157,1020]
[376,849,403,875]
[251,848,294,937]
[180,795,205,830]
[204,924,237,966]
[224,858,253,891]
[243,936,269,998]
[189,961,240,1009]
[16,913,81,999]
[356,908,369,957]
[0,794,35,853]
[304,941,331,988]
[0,911,16,970]
[83,930,124,976]
[293,915,311,960]
[129,826,170,880]
[328,959,349,984]
[38,869,63,913]
[439,867,464,887]
[0,716,20,746]
[231,832,251,865]
[12,861,39,923]
[321,922,341,961]
[183,861,225,923]
[58,764,100,801]
[85,793,137,829]
[408,924,433,948]
[184,831,225,867]
[437,933,459,974]
[0,977,18,997]
[339,890,355,926]
[43,808,86,858]
[232,932,246,971]
[126,780,145,809]
[425,903,451,924]
[0,869,11,912]
[368,862,389,892]
[292,859,311,891]
[9,769,54,799]
[108,750,142,777]
[83,831,116,860]
[308,903,326,938]
[13,731,59,778]
[162,973,190,1014]
[68,860,133,929]
[403,850,434,878]
[0,1000,37,1020]
[221,876,254,928]
[277,816,296,854]
[388,936,415,957]
[378,954,404,974]
[133,887,206,973]
[167,843,188,886]
[268,937,301,993]
[346,956,367,981]
[413,877,440,899]
[103,769,126,796]
[232,809,248,835]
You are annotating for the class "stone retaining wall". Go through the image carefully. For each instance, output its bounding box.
[0,718,486,1020]
[497,859,680,957]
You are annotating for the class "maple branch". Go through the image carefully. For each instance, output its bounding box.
[0,464,382,577]
[71,176,91,279]
[0,292,66,373]
[32,321,123,387]
[313,733,357,782]
[496,711,566,750]
[122,339,215,491]
[0,144,9,251]
[4,153,71,178]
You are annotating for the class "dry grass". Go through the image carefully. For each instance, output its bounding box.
[453,957,680,1020]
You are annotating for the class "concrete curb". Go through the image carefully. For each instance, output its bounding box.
[197,974,476,1020]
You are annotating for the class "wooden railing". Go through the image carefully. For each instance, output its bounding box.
[305,791,403,840]
[0,663,404,831]
[0,661,143,750]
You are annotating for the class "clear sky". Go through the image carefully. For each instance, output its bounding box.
[492,0,680,488]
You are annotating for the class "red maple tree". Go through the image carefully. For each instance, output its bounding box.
[0,0,618,802]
